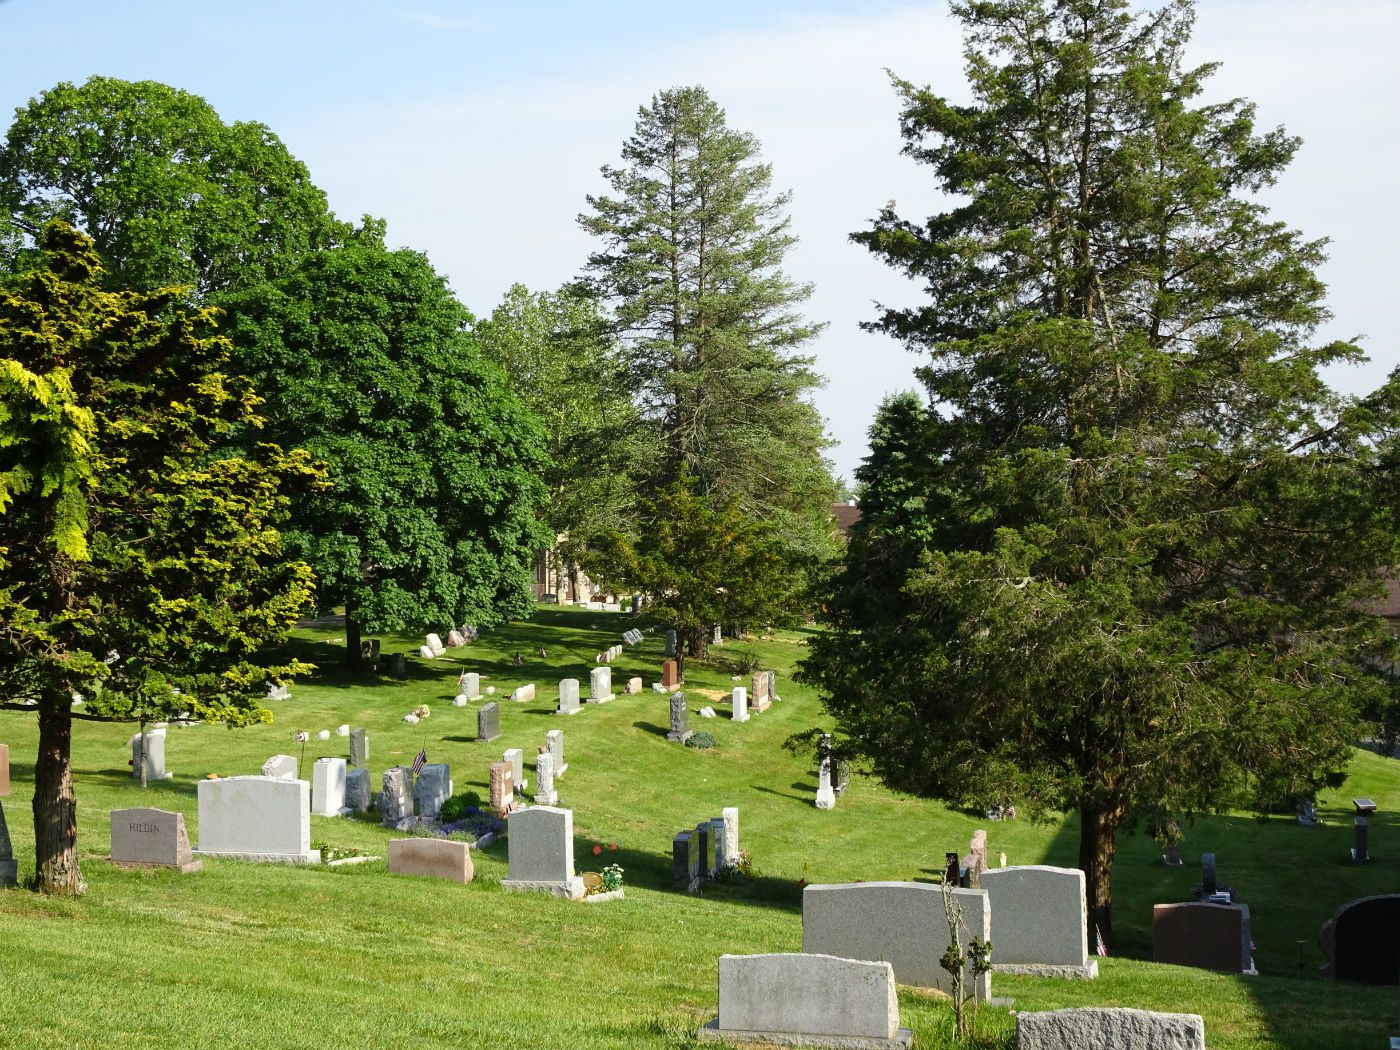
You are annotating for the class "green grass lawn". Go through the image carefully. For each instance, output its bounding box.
[0,605,1396,1048]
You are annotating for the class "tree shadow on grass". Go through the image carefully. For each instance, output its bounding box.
[750,785,811,805]
[83,766,200,798]
[565,837,804,912]
[631,721,668,738]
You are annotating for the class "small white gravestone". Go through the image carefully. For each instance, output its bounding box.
[501,805,584,899]
[194,776,317,863]
[510,682,536,703]
[503,748,526,793]
[981,865,1096,978]
[458,671,482,700]
[402,713,420,725]
[731,686,749,722]
[311,757,348,817]
[453,696,468,707]
[265,682,290,701]
[699,706,716,718]
[546,729,566,776]
[558,678,581,715]
[815,756,836,810]
[697,953,910,1048]
[130,726,169,781]
[316,729,330,741]
[418,645,434,660]
[589,666,613,703]
[336,724,350,737]
[723,807,740,869]
[625,676,643,695]
[802,881,991,1000]
[261,754,298,780]
[425,633,446,656]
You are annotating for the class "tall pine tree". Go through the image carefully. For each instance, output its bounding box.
[803,0,1400,941]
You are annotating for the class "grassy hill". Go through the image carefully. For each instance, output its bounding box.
[0,605,1395,1048]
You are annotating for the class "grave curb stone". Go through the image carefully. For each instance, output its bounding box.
[1015,1007,1205,1050]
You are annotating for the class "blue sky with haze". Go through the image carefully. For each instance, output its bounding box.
[3,1,1396,481]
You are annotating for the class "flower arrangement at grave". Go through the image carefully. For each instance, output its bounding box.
[413,704,430,720]
[600,864,623,892]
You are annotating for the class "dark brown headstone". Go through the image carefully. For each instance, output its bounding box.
[1318,894,1400,984]
[1153,902,1251,974]
[488,761,514,817]
[661,659,680,690]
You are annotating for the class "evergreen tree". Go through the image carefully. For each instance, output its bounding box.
[579,86,840,650]
[803,0,1400,940]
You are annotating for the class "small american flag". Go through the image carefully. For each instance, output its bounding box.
[411,749,427,777]
[1095,925,1108,957]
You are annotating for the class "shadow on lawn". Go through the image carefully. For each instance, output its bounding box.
[565,837,804,912]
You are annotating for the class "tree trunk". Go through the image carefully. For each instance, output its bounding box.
[1078,801,1124,949]
[33,690,84,894]
[138,719,148,790]
[344,607,362,669]
[685,626,709,661]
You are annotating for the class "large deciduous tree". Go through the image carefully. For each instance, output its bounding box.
[0,76,345,296]
[0,223,320,893]
[219,225,551,656]
[579,86,841,650]
[802,0,1400,941]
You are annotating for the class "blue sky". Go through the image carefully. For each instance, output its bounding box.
[3,0,1397,481]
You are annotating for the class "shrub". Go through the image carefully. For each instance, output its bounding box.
[439,791,483,824]
[686,732,717,750]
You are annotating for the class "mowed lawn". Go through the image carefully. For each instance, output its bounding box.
[0,606,1396,1049]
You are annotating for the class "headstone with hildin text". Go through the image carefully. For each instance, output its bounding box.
[110,807,202,872]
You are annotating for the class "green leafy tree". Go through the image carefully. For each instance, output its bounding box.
[219,226,551,658]
[591,477,789,676]
[0,76,346,295]
[0,223,321,893]
[474,284,648,595]
[579,85,841,649]
[802,0,1400,940]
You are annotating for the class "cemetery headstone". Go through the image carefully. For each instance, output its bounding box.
[981,865,1096,978]
[110,807,202,872]
[380,766,414,825]
[835,759,850,797]
[1296,797,1317,827]
[815,754,836,810]
[711,816,729,869]
[667,692,693,744]
[425,633,446,656]
[503,747,526,793]
[673,830,699,892]
[387,653,407,676]
[489,761,516,816]
[767,670,778,701]
[546,729,567,776]
[968,829,990,881]
[589,666,613,703]
[750,671,771,713]
[1352,816,1369,863]
[311,757,348,817]
[1015,1009,1205,1050]
[534,750,558,806]
[349,727,369,768]
[723,807,740,869]
[625,676,642,695]
[1152,902,1255,974]
[130,727,168,781]
[661,659,681,690]
[0,803,16,887]
[731,687,749,722]
[459,672,482,700]
[388,838,474,884]
[1317,894,1400,983]
[413,763,452,820]
[193,776,317,863]
[944,851,961,887]
[664,630,677,657]
[801,881,992,999]
[558,678,581,715]
[261,754,298,780]
[696,822,712,878]
[477,702,501,743]
[510,682,536,703]
[500,805,585,899]
[0,742,9,797]
[713,624,722,646]
[696,953,911,1048]
[345,767,371,813]
[265,682,291,701]
[1200,852,1217,897]
[446,629,466,648]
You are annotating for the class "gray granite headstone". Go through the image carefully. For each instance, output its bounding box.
[349,728,369,768]
[558,678,581,715]
[477,702,501,742]
[711,816,728,869]
[535,750,558,806]
[380,766,414,825]
[413,763,451,820]
[668,692,693,744]
[500,805,583,898]
[110,807,201,872]
[130,727,167,780]
[503,747,526,792]
[696,822,712,878]
[0,801,17,887]
[345,767,371,812]
[664,630,677,657]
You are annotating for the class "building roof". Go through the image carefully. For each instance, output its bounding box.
[831,502,861,536]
